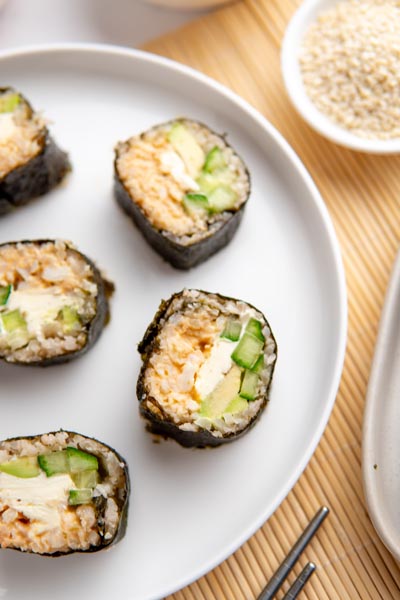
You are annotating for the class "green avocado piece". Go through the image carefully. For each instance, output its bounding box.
[168,122,205,178]
[1,309,27,333]
[69,488,93,506]
[0,456,40,478]
[0,93,21,113]
[66,447,98,473]
[199,364,242,419]
[71,469,99,489]
[58,306,80,333]
[224,395,248,415]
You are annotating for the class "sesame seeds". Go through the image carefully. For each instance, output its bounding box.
[299,0,400,140]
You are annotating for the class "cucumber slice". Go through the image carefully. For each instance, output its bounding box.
[0,285,12,306]
[0,93,21,113]
[203,146,227,173]
[231,333,264,369]
[38,451,69,476]
[245,318,265,342]
[0,456,40,478]
[182,193,209,217]
[69,488,93,506]
[221,318,242,342]
[58,306,80,333]
[208,185,237,213]
[66,447,98,473]
[1,309,26,333]
[251,354,265,374]
[239,369,259,401]
[71,469,98,489]
[168,123,205,178]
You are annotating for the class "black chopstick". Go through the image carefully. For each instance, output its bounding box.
[257,506,329,600]
[282,562,316,599]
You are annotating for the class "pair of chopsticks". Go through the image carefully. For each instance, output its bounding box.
[258,506,329,599]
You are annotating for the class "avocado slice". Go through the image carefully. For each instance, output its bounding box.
[168,123,205,178]
[0,93,21,114]
[0,456,40,478]
[58,306,80,333]
[224,395,248,415]
[199,364,242,419]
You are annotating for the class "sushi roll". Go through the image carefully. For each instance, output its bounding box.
[0,87,70,215]
[0,240,110,366]
[114,118,250,269]
[0,431,129,555]
[137,289,277,447]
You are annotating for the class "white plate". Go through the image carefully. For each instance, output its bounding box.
[0,44,347,599]
[363,249,400,561]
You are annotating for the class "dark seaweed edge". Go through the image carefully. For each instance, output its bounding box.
[0,240,111,367]
[113,118,250,270]
[137,289,278,448]
[0,87,70,216]
[0,430,130,557]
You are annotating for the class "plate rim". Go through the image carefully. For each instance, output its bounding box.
[0,42,348,598]
[362,248,400,562]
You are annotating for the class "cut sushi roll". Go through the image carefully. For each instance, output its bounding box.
[137,289,277,447]
[0,87,70,215]
[0,240,110,365]
[0,431,129,555]
[114,119,250,269]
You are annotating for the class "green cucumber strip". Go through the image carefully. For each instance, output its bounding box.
[182,193,209,217]
[0,456,40,478]
[231,333,264,369]
[208,185,237,213]
[71,469,98,489]
[203,146,227,173]
[221,318,242,342]
[58,306,80,333]
[245,318,265,342]
[2,309,27,333]
[66,447,98,473]
[38,451,69,477]
[239,369,259,401]
[223,395,248,415]
[251,354,265,374]
[0,93,21,113]
[0,285,12,306]
[69,488,93,506]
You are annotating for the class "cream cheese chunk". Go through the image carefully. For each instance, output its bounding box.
[0,113,18,143]
[3,289,82,338]
[0,472,74,533]
[159,150,200,191]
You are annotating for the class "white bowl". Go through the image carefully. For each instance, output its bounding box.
[281,0,400,154]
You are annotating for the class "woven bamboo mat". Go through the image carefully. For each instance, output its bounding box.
[144,1,400,598]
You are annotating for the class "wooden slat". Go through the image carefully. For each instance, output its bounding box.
[143,1,400,598]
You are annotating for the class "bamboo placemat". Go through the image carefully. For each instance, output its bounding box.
[143,1,400,598]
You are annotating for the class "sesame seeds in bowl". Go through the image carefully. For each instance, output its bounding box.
[281,0,400,154]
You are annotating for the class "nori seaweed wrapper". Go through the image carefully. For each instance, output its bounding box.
[137,289,277,448]
[0,87,70,216]
[0,240,111,367]
[0,430,130,556]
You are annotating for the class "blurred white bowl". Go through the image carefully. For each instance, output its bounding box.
[142,0,233,8]
[281,0,400,154]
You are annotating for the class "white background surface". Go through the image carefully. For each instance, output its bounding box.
[0,0,208,50]
[0,45,346,600]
